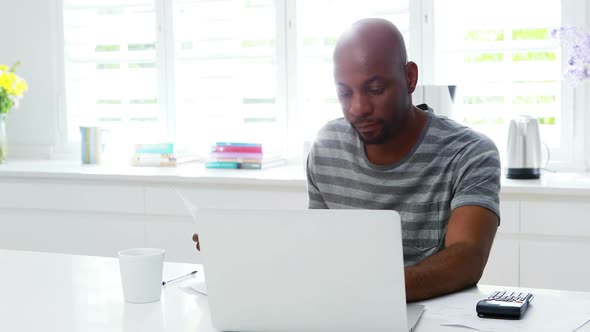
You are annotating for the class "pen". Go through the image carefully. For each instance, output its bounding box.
[162,270,198,286]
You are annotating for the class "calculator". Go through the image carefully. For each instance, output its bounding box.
[476,290,534,319]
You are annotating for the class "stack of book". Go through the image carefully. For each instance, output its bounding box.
[205,142,286,169]
[131,142,201,167]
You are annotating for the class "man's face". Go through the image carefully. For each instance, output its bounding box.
[334,51,412,145]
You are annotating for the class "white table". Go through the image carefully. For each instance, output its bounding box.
[2,249,590,332]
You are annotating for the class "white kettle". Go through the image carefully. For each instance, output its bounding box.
[506,115,542,179]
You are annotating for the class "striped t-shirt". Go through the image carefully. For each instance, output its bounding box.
[306,105,501,266]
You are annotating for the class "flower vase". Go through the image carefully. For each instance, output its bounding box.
[0,114,7,163]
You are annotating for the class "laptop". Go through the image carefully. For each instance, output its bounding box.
[196,208,425,332]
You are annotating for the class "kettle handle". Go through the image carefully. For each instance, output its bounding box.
[542,142,555,172]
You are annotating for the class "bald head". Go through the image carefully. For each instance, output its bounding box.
[334,18,408,70]
[332,18,419,147]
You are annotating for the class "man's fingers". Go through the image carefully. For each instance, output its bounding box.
[192,233,200,251]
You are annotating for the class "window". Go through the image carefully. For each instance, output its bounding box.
[427,0,563,159]
[63,0,160,144]
[60,0,578,165]
[173,0,282,153]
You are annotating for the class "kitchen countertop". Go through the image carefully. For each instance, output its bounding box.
[0,159,306,187]
[1,159,590,196]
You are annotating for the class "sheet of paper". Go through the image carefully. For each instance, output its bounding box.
[179,278,208,296]
[423,291,590,332]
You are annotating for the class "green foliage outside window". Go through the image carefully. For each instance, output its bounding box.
[512,28,551,40]
[97,99,122,105]
[538,117,556,125]
[128,43,156,51]
[130,98,157,104]
[536,95,556,104]
[464,53,504,63]
[95,45,120,52]
[513,51,555,62]
[512,95,557,105]
[464,30,504,41]
[242,39,275,48]
[128,63,156,69]
[463,96,504,104]
[243,98,275,104]
[96,64,120,69]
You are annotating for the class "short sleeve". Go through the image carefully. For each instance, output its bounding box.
[306,143,328,209]
[450,136,501,220]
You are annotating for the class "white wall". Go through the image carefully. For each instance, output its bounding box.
[0,0,61,158]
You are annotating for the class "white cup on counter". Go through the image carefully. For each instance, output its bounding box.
[118,248,165,303]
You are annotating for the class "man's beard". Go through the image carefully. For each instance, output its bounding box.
[354,121,391,144]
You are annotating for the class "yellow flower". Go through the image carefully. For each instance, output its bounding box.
[0,72,27,97]
[0,74,9,91]
[0,61,27,114]
[15,80,27,96]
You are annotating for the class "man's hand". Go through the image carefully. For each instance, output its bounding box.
[192,233,200,251]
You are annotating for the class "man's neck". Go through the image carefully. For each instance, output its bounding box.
[364,106,428,165]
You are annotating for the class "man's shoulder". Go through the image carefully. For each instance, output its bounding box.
[428,111,498,152]
[309,118,360,165]
[318,117,350,133]
[315,118,355,144]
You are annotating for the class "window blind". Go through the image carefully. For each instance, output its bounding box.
[172,0,280,152]
[431,0,562,153]
[62,0,159,141]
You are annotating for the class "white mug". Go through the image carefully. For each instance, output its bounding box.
[118,248,165,303]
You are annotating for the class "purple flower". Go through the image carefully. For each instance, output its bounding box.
[564,67,590,86]
[553,26,590,86]
[568,57,575,65]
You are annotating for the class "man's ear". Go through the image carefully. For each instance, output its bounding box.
[405,61,418,93]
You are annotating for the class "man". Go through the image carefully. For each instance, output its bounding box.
[306,18,500,302]
[194,18,500,302]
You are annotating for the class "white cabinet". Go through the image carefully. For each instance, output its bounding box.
[0,179,309,264]
[521,198,590,237]
[144,186,308,216]
[479,236,519,286]
[0,209,145,257]
[498,200,520,234]
[478,199,520,287]
[517,197,590,291]
[520,239,590,291]
[2,174,590,291]
[0,179,144,213]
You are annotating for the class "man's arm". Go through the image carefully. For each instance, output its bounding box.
[404,205,498,302]
[306,147,329,209]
